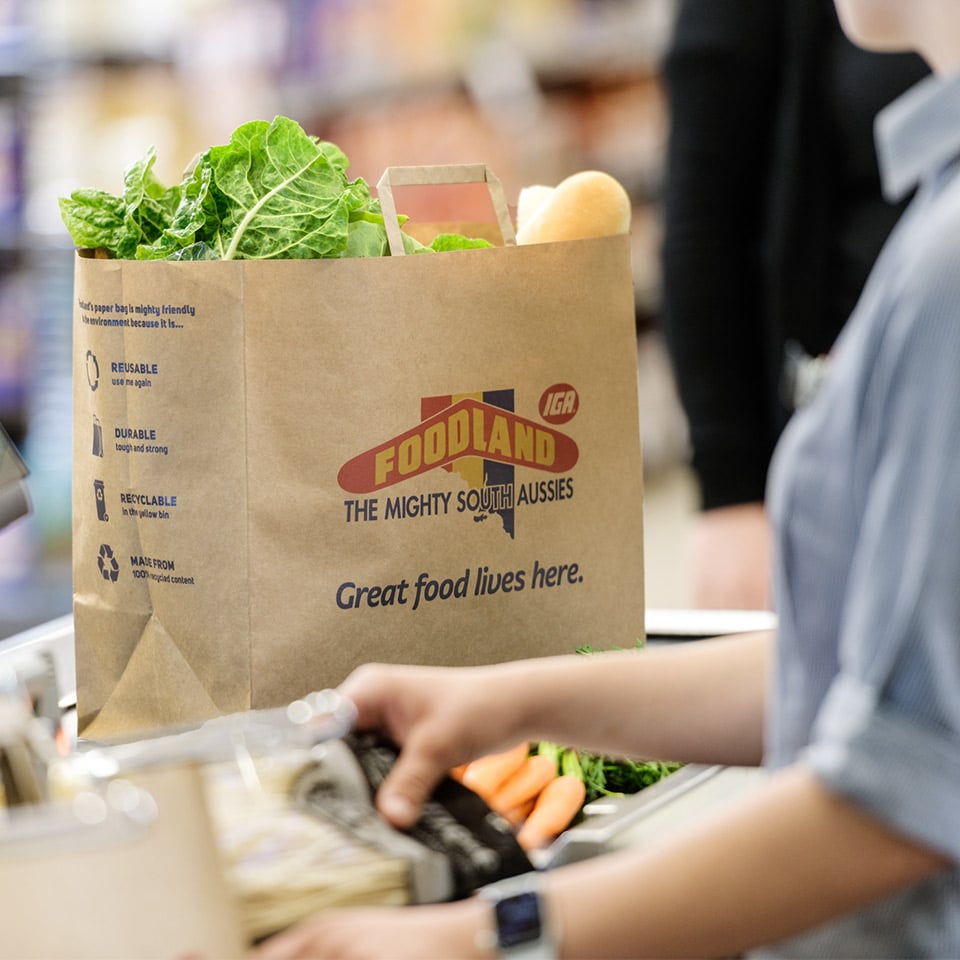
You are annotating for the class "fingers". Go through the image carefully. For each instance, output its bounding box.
[374,725,453,828]
[337,664,457,829]
[337,662,396,733]
[337,662,529,830]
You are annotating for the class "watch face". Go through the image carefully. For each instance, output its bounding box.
[495,890,543,949]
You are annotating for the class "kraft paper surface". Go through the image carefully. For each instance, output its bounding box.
[72,231,644,739]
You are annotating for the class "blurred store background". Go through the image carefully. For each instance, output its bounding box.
[0,0,695,639]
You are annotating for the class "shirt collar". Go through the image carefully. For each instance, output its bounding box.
[876,68,960,203]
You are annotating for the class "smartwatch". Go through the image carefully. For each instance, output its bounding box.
[477,872,558,959]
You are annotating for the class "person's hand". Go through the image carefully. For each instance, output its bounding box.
[688,502,772,610]
[338,661,528,829]
[252,899,489,960]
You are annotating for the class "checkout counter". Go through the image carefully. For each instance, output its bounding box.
[0,609,772,957]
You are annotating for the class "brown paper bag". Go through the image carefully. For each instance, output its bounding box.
[71,164,645,740]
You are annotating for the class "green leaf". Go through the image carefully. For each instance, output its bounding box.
[58,188,131,255]
[318,140,350,175]
[342,219,389,258]
[135,161,220,260]
[575,751,611,802]
[58,115,495,262]
[168,242,220,261]
[121,147,184,256]
[599,757,682,796]
[429,233,494,252]
[210,116,351,260]
[402,232,433,255]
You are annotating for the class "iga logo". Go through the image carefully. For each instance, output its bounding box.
[539,383,579,425]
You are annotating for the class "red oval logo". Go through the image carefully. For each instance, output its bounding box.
[338,396,579,493]
[538,383,579,425]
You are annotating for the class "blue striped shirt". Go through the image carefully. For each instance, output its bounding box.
[760,69,960,957]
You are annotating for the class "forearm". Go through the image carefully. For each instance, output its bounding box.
[546,764,951,959]
[341,633,770,829]
[503,631,771,767]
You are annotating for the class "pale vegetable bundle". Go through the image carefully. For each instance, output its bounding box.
[204,755,411,942]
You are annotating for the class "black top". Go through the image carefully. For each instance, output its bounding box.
[659,0,929,510]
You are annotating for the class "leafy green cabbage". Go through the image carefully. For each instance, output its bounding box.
[58,116,492,261]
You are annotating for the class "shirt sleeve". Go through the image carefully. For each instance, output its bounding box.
[803,202,960,860]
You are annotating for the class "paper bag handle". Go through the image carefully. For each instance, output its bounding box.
[377,164,517,256]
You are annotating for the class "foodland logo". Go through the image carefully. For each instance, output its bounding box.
[337,385,580,538]
[338,387,579,494]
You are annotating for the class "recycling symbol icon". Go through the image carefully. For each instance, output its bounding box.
[98,543,120,582]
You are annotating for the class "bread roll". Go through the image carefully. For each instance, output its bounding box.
[515,170,631,245]
[516,184,555,234]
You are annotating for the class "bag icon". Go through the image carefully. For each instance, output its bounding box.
[92,415,103,458]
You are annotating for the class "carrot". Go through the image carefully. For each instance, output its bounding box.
[461,742,530,803]
[500,796,537,828]
[448,763,469,783]
[515,774,587,852]
[487,754,557,815]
